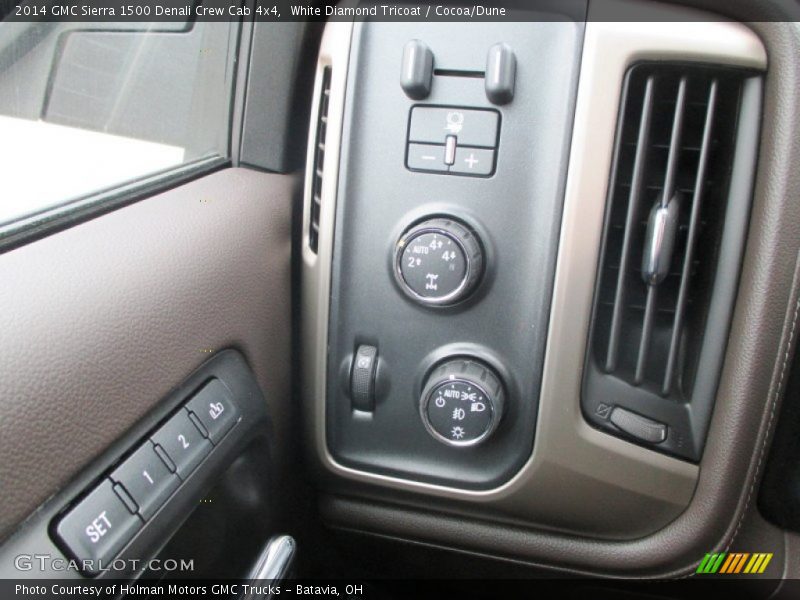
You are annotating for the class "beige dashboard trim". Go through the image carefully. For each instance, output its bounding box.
[301,3,767,539]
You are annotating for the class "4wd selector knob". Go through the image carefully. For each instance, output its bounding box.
[395,217,483,306]
[420,359,504,446]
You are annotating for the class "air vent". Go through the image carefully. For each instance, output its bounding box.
[308,66,331,253]
[582,63,762,461]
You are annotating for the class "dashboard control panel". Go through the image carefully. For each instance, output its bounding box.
[302,2,770,545]
[323,19,584,489]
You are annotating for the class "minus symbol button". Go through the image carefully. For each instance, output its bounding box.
[407,143,448,173]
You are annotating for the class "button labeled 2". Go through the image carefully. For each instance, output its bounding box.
[151,411,211,478]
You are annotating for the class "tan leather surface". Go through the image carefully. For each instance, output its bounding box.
[0,167,294,541]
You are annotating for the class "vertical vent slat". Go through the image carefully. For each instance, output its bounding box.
[634,76,688,385]
[635,286,658,384]
[661,79,719,395]
[661,76,688,205]
[308,66,332,254]
[605,76,656,373]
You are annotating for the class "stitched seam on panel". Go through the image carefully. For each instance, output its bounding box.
[675,261,800,581]
[726,290,800,551]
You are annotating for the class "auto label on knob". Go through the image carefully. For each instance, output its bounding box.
[395,218,484,306]
[399,232,467,299]
[420,358,504,447]
[424,380,494,445]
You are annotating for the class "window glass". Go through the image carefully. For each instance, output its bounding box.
[0,21,237,226]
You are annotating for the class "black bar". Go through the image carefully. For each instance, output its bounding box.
[605,76,655,373]
[662,79,718,395]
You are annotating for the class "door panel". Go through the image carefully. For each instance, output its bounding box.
[0,167,293,541]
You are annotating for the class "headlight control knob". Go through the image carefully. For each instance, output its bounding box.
[394,217,484,306]
[420,358,504,446]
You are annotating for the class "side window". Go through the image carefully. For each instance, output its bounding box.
[0,20,237,228]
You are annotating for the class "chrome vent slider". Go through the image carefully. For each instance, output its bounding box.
[642,193,682,287]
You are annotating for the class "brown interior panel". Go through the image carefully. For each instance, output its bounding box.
[0,167,294,541]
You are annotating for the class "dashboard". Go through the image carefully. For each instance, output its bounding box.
[298,0,797,576]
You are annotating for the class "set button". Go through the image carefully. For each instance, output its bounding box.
[55,480,143,574]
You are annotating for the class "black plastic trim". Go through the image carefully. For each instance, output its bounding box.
[0,155,228,255]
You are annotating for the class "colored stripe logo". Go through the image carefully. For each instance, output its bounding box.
[696,552,773,574]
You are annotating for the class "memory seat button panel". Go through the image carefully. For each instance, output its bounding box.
[53,377,241,574]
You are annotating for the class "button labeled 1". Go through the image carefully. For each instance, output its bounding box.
[151,411,211,478]
[186,379,239,444]
[56,480,142,574]
[110,443,180,520]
